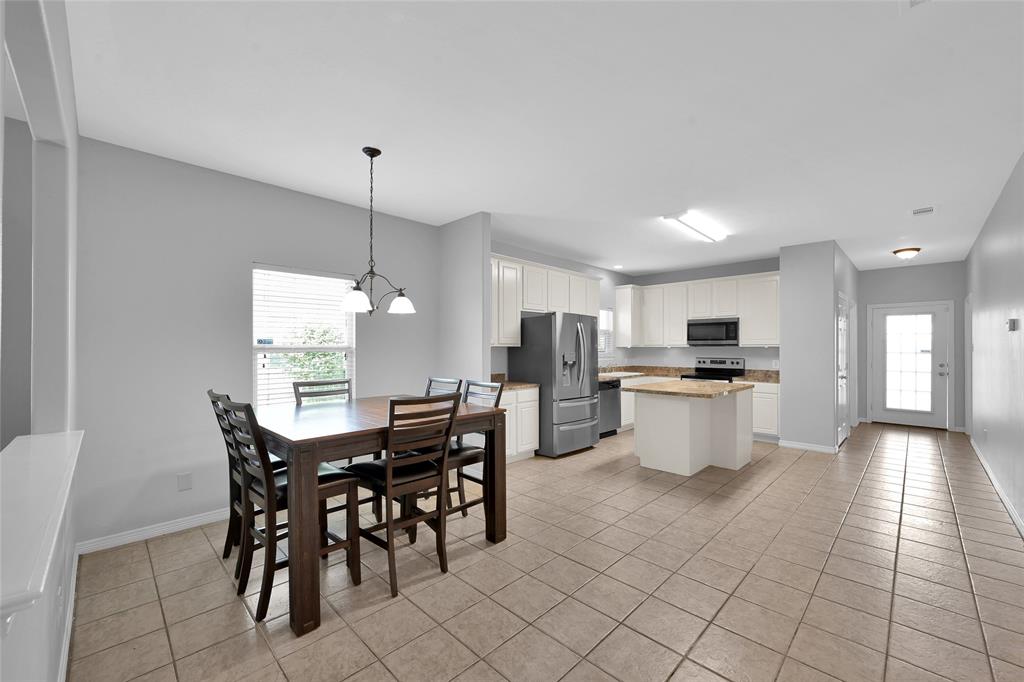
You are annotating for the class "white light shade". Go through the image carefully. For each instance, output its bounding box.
[387,292,416,314]
[342,286,372,313]
[893,247,921,260]
[663,210,728,243]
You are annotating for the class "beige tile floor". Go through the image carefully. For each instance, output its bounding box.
[68,424,1024,682]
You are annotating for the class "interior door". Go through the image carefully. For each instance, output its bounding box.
[870,303,951,428]
[836,297,850,446]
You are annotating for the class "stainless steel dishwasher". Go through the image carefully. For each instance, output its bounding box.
[598,378,621,438]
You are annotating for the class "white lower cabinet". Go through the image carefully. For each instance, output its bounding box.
[501,387,540,456]
[751,382,779,436]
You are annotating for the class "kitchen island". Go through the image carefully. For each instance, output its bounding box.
[623,380,753,476]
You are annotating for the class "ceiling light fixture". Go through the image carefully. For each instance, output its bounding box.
[662,210,728,243]
[342,147,415,315]
[613,265,624,270]
[893,247,922,260]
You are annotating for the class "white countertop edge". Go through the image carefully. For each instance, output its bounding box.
[0,430,84,618]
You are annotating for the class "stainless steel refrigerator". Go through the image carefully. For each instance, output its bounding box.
[509,312,599,457]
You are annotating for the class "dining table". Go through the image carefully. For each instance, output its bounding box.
[257,395,507,636]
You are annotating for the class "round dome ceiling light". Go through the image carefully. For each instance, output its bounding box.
[893,247,922,260]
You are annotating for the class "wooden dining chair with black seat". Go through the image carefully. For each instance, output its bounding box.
[347,392,461,597]
[206,390,288,567]
[221,397,361,621]
[425,377,463,396]
[448,380,504,517]
[292,379,382,523]
[293,378,351,406]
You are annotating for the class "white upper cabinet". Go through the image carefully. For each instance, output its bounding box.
[688,280,713,318]
[712,278,739,317]
[490,259,499,346]
[522,265,548,312]
[664,282,688,346]
[569,275,588,314]
[489,256,600,345]
[586,278,601,318]
[615,285,642,347]
[547,271,571,312]
[738,275,780,346]
[641,286,665,346]
[617,272,778,349]
[497,260,522,346]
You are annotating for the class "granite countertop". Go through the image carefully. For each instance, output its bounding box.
[502,381,539,391]
[599,365,780,384]
[623,380,754,399]
[597,371,646,381]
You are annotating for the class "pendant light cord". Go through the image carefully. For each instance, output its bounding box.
[368,155,375,272]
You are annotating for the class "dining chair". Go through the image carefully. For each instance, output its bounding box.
[348,392,461,597]
[222,397,361,621]
[425,377,463,396]
[206,390,287,564]
[293,378,351,406]
[448,381,503,517]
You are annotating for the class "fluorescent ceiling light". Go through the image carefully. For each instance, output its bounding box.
[662,210,728,242]
[893,247,921,260]
[613,264,624,269]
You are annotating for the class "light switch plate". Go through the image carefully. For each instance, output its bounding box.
[177,472,193,492]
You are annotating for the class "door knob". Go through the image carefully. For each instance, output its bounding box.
[938,371,948,377]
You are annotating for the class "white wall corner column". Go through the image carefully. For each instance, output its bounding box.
[438,212,492,380]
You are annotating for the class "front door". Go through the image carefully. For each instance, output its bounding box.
[836,297,851,446]
[870,302,951,429]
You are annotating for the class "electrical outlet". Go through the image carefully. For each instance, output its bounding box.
[177,472,193,492]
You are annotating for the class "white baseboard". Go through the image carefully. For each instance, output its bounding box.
[56,551,79,682]
[778,440,838,455]
[970,438,1024,537]
[76,507,230,555]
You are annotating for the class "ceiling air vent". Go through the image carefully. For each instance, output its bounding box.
[912,206,935,216]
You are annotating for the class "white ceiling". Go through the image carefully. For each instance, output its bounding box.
[65,1,1023,273]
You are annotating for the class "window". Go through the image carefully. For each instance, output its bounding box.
[598,309,615,363]
[884,313,932,412]
[253,268,356,407]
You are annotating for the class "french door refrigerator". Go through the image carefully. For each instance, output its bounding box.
[509,312,599,456]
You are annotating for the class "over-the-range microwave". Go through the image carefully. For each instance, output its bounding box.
[687,317,739,346]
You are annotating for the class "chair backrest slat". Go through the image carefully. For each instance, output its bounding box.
[455,380,504,446]
[207,389,242,469]
[294,379,351,406]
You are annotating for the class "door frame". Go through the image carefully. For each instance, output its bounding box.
[866,300,955,428]
[835,292,852,446]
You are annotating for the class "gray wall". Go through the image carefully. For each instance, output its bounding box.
[438,212,491,381]
[74,138,443,542]
[1,118,32,448]
[779,241,837,448]
[966,152,1024,526]
[856,261,967,428]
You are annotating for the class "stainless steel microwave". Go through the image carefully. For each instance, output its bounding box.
[687,317,739,346]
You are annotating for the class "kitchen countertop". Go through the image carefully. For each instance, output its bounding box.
[597,371,646,381]
[599,365,780,384]
[623,380,754,399]
[502,381,539,391]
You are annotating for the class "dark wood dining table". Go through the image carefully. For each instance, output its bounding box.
[257,395,507,636]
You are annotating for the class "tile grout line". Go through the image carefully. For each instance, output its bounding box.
[880,428,911,682]
[935,435,998,681]
[772,426,884,682]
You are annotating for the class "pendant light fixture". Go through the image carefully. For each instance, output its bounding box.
[342,147,415,315]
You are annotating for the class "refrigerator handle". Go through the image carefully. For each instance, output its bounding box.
[577,321,586,393]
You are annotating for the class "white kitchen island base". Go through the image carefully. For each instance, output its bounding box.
[633,386,753,476]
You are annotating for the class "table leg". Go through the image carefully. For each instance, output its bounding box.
[287,443,321,636]
[484,413,507,543]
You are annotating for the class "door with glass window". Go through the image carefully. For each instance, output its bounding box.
[869,303,950,429]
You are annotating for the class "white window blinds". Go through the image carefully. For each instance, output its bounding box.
[252,268,356,407]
